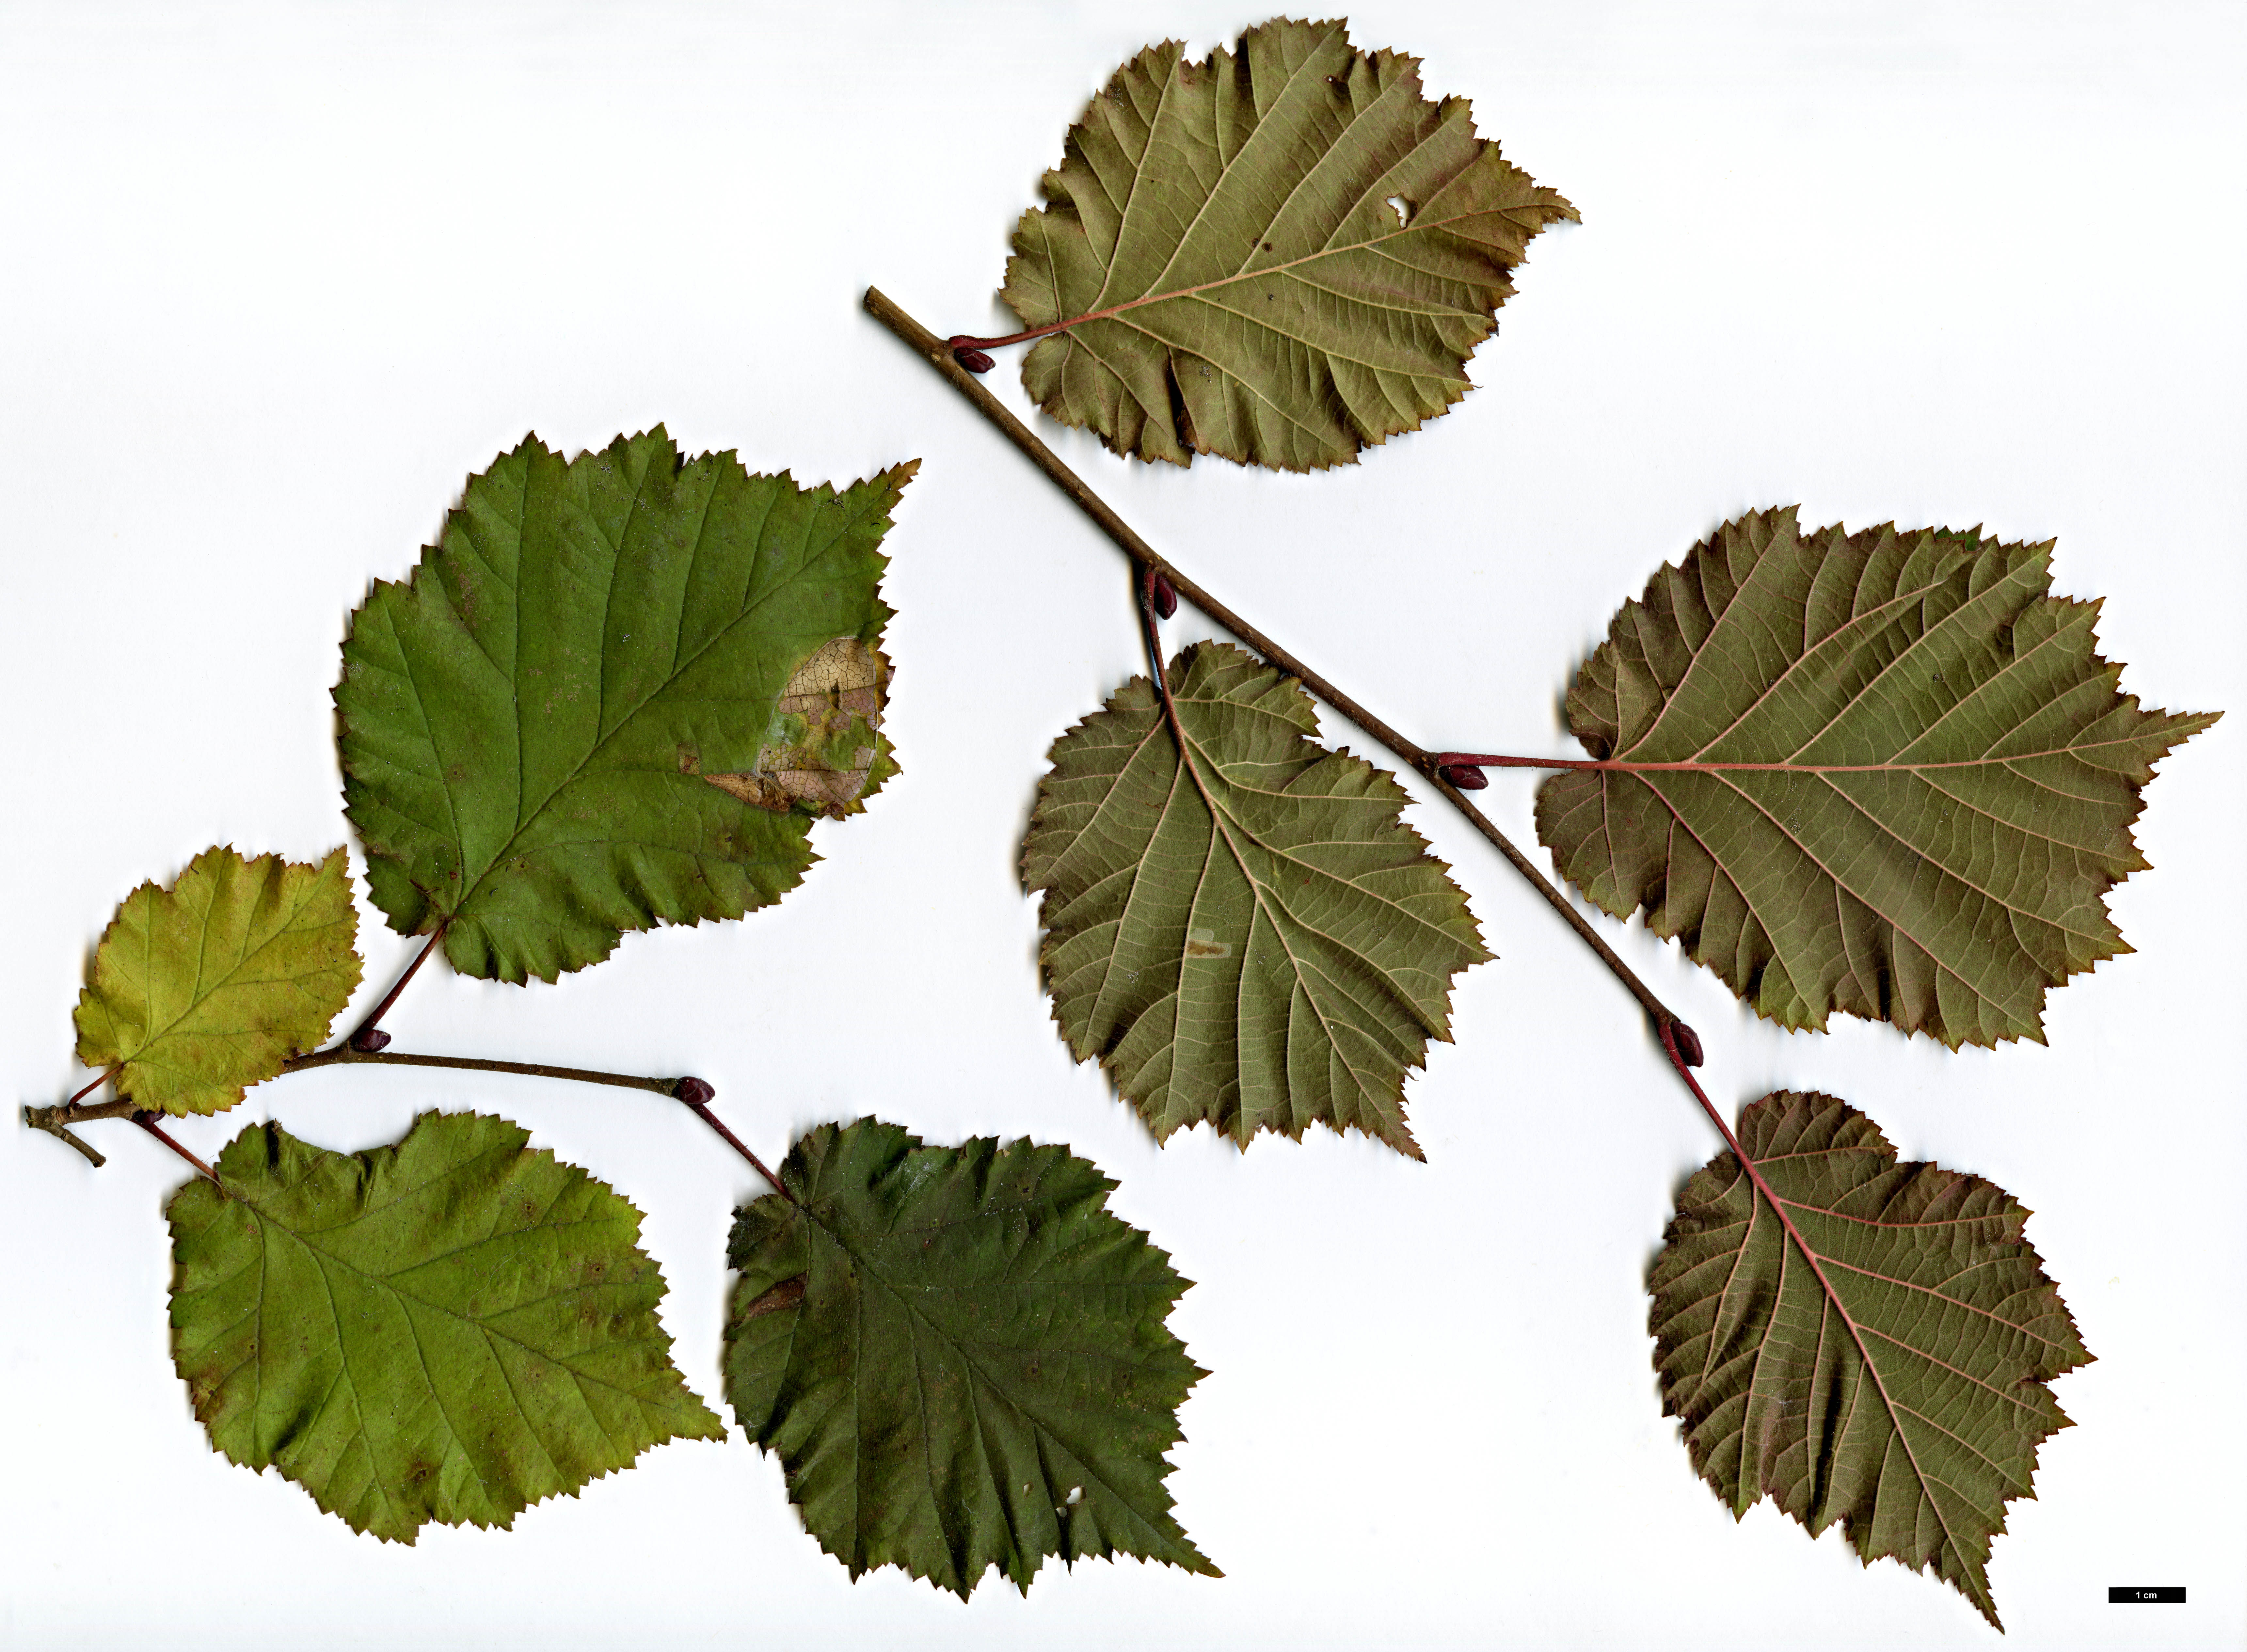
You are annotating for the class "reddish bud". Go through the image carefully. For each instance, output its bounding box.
[349,1026,392,1053]
[674,1076,716,1106]
[1437,762,1489,790]
[1150,571,1178,619]
[950,344,995,374]
[1668,1022,1704,1068]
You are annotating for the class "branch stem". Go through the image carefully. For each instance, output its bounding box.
[865,284,1698,1055]
[281,1046,683,1095]
[32,1048,791,1199]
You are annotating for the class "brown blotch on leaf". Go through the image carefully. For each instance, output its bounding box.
[740,1275,807,1321]
[704,637,891,819]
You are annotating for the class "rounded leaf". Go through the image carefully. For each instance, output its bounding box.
[73,845,361,1115]
[169,1110,724,1542]
[1000,18,1576,471]
[336,428,913,983]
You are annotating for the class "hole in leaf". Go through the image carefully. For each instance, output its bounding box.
[1386,195,1411,227]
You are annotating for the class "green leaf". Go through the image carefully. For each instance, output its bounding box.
[1537,508,2219,1046]
[73,845,361,1115]
[1022,642,1489,1157]
[1650,1090,2091,1629]
[336,428,914,983]
[998,16,1576,472]
[168,1110,724,1543]
[722,1118,1215,1596]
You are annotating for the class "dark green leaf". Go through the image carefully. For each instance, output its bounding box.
[336,428,913,982]
[723,1118,1216,1596]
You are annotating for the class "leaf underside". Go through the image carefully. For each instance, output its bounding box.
[1022,643,1489,1157]
[1000,16,1576,471]
[1537,507,2218,1046]
[723,1118,1216,1596]
[1650,1091,2090,1628]
[336,427,913,983]
[73,845,361,1115]
[168,1111,724,1542]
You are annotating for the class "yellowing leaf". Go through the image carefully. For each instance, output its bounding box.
[73,845,361,1116]
[723,1118,1215,1596]
[1023,643,1489,1157]
[336,429,913,983]
[1537,509,2219,1045]
[1651,1091,2091,1629]
[999,17,1576,471]
[168,1111,724,1543]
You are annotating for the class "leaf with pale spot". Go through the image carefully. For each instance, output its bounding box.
[336,427,912,983]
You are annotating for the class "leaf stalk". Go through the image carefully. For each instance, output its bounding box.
[343,925,446,1052]
[131,1112,219,1183]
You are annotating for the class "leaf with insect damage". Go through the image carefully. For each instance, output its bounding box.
[73,845,361,1115]
[1537,508,2218,1046]
[336,427,911,983]
[167,1110,723,1542]
[997,16,1575,471]
[723,1117,1215,1596]
[1651,1090,2091,1628]
[1023,642,1488,1157]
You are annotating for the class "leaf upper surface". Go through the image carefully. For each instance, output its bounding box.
[1536,508,2219,1045]
[1650,1091,2091,1628]
[1000,16,1576,471]
[336,428,912,983]
[73,845,361,1115]
[722,1118,1215,1596]
[168,1111,724,1542]
[1023,643,1489,1157]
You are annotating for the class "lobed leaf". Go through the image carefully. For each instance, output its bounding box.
[168,1110,724,1542]
[336,428,913,983]
[1023,642,1488,1157]
[723,1118,1215,1596]
[1000,16,1576,471]
[73,845,361,1115]
[1537,508,2219,1045]
[1650,1091,2091,1628]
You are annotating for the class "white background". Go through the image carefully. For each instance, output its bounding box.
[2,3,2240,1648]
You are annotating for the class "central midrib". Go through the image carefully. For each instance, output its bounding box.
[1727,1148,1992,1617]
[1578,733,2159,774]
